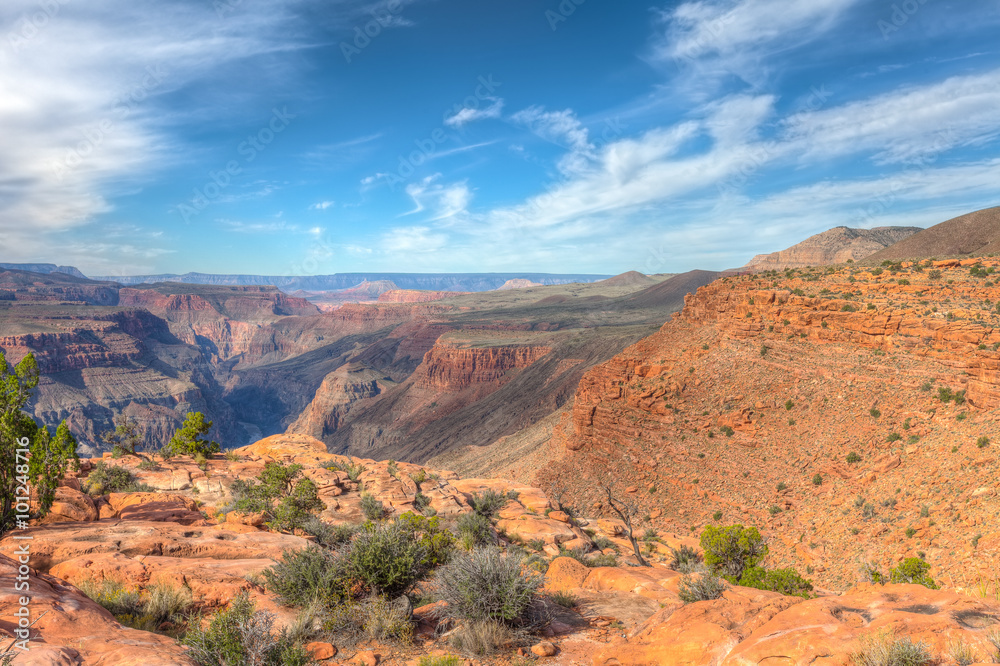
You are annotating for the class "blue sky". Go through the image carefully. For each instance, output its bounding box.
[1,0,999,277]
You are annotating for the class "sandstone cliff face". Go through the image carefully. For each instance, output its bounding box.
[413,343,552,391]
[744,226,920,270]
[547,258,1000,591]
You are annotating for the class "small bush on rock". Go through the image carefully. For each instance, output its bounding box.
[850,629,932,666]
[456,511,495,549]
[84,462,153,495]
[670,545,704,573]
[470,489,509,518]
[677,571,725,603]
[182,591,311,666]
[889,558,938,589]
[263,545,347,607]
[360,492,386,521]
[435,546,543,625]
[738,566,813,599]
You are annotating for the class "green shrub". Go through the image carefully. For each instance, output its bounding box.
[812,473,823,486]
[263,546,347,607]
[977,436,990,448]
[869,408,881,418]
[677,572,725,603]
[418,656,462,666]
[847,452,862,464]
[395,511,455,569]
[768,505,782,516]
[77,578,195,634]
[435,546,543,625]
[889,558,938,589]
[226,462,322,532]
[886,432,901,443]
[456,512,495,549]
[300,516,356,548]
[360,492,386,521]
[470,489,509,518]
[83,462,153,495]
[413,492,432,513]
[738,566,813,599]
[271,479,324,533]
[346,517,447,597]
[784,400,794,411]
[550,590,576,608]
[182,592,311,666]
[699,524,768,580]
[905,527,916,538]
[166,412,220,458]
[720,426,735,437]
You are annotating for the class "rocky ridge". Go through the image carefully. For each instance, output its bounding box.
[542,256,1000,597]
[743,226,921,271]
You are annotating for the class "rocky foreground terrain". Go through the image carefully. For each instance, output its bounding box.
[1,434,999,664]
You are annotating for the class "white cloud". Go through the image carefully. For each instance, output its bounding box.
[402,175,472,221]
[0,0,332,240]
[511,106,597,175]
[781,68,1000,164]
[310,201,335,210]
[444,98,505,128]
[656,0,860,90]
[381,226,449,254]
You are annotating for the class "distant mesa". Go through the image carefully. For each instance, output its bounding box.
[87,271,612,293]
[743,226,921,271]
[598,270,655,287]
[863,205,1000,263]
[0,263,87,279]
[377,289,465,303]
[496,278,543,290]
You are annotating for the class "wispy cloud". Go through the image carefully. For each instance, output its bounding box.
[444,97,504,127]
[309,201,335,211]
[781,68,1000,164]
[402,175,471,221]
[655,0,860,90]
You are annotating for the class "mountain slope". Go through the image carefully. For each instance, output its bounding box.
[538,258,1000,591]
[743,226,921,270]
[864,206,1000,263]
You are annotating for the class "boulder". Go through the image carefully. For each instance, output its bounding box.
[0,554,195,665]
[38,487,98,524]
